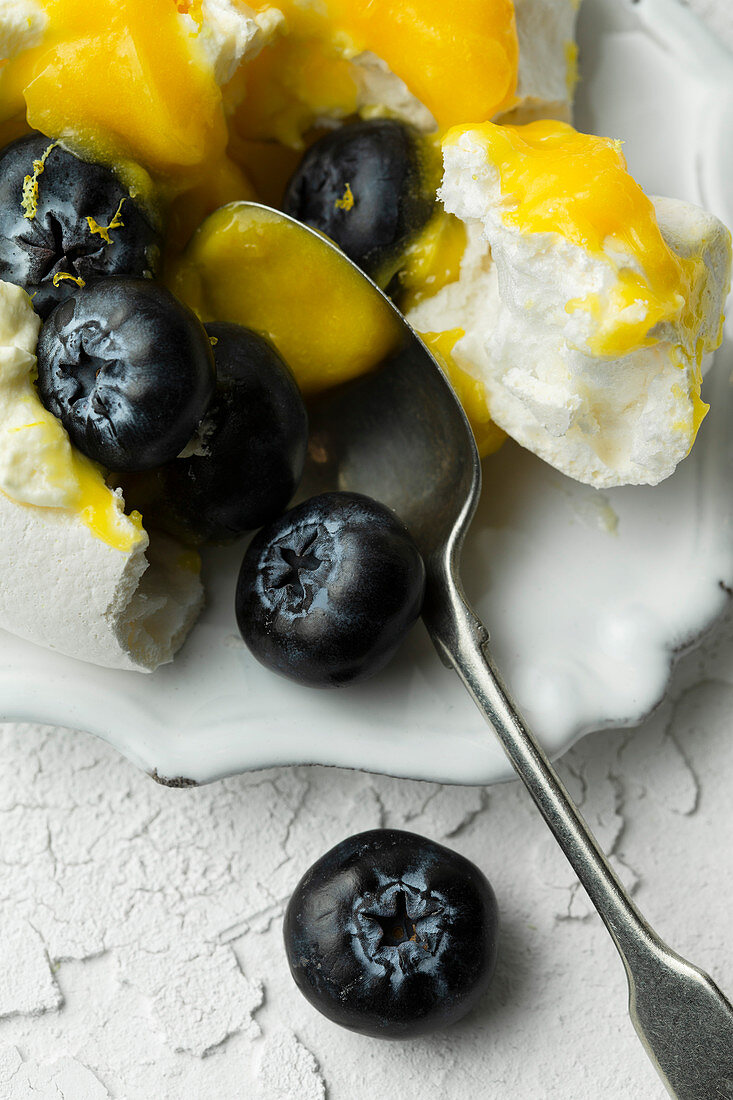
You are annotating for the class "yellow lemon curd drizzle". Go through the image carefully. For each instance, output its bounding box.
[68,450,143,551]
[444,120,704,360]
[3,0,518,176]
[5,415,144,552]
[396,210,468,312]
[170,204,404,395]
[419,330,505,459]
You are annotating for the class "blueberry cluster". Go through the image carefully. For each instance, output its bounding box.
[0,129,427,688]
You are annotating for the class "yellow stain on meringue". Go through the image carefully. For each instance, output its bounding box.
[419,329,505,458]
[69,450,144,550]
[0,413,144,553]
[565,41,579,97]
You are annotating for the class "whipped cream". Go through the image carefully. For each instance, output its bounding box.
[0,0,47,61]
[0,284,105,509]
[408,129,732,488]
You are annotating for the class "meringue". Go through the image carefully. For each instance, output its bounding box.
[408,121,732,487]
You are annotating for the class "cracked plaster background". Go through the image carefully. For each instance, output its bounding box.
[0,595,731,1098]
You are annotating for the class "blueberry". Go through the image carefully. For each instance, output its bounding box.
[284,828,499,1038]
[0,133,160,318]
[236,492,425,687]
[36,278,216,472]
[282,119,436,284]
[150,322,309,542]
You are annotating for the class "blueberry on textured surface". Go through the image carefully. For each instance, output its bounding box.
[284,828,499,1038]
[282,119,436,284]
[236,491,425,687]
[0,132,160,318]
[36,278,216,472]
[153,322,309,542]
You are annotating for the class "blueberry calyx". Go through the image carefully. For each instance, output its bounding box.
[356,881,448,975]
[268,528,326,611]
[261,523,334,615]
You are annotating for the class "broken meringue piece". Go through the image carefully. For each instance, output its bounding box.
[408,121,732,488]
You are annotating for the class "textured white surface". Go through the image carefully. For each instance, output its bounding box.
[0,607,732,1098]
[0,1,732,1097]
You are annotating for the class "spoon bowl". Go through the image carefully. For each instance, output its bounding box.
[304,333,478,562]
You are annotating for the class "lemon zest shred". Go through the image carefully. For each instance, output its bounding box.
[86,197,126,244]
[21,142,58,221]
[334,182,354,211]
[52,272,86,288]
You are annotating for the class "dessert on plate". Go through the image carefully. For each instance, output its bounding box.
[0,0,729,672]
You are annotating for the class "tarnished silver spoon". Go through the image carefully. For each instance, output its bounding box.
[245,202,733,1098]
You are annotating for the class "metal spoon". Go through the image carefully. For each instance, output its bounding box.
[256,203,733,1097]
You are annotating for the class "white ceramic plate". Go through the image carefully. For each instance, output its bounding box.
[1,0,731,785]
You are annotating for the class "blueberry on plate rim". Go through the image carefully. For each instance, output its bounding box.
[282,118,436,285]
[284,828,499,1038]
[0,132,160,318]
[236,491,426,687]
[36,277,216,472]
[148,321,309,543]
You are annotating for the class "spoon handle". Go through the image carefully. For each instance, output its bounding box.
[424,575,733,1099]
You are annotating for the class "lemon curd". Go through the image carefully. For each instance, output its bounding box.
[64,450,144,552]
[1,0,225,178]
[396,211,468,313]
[233,0,518,144]
[0,428,144,554]
[171,203,404,394]
[1,0,518,174]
